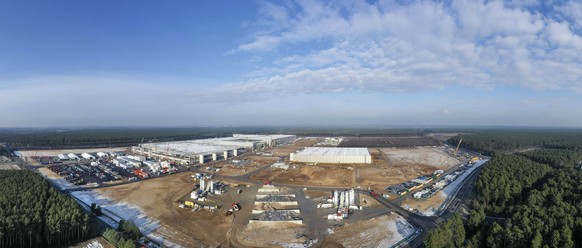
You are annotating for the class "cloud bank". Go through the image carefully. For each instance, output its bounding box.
[228,0,582,98]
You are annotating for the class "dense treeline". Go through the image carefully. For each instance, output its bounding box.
[426,152,582,248]
[424,214,465,248]
[0,127,432,148]
[473,154,552,215]
[103,229,135,248]
[450,129,582,156]
[520,148,582,168]
[0,170,88,247]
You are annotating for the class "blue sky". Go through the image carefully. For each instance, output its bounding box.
[1,0,581,127]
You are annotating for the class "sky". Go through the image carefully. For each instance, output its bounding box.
[1,0,581,127]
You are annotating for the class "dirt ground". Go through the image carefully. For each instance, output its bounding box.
[250,147,459,191]
[322,214,413,248]
[357,147,460,191]
[264,138,321,157]
[305,189,333,200]
[38,167,60,178]
[0,163,19,170]
[251,164,354,188]
[214,155,280,176]
[401,191,447,215]
[95,172,232,247]
[236,221,307,247]
[15,147,128,158]
[380,147,458,168]
[359,194,384,208]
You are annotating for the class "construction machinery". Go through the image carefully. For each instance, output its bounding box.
[454,138,463,157]
[225,203,241,216]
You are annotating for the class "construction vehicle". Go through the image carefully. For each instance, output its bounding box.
[132,169,148,178]
[263,180,272,185]
[370,190,379,197]
[225,203,241,216]
[184,200,195,208]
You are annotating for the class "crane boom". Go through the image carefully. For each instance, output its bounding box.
[454,138,463,157]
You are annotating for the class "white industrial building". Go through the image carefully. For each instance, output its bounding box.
[290,147,372,164]
[132,134,296,165]
[81,153,95,160]
[96,152,109,158]
[67,153,80,160]
[58,154,70,161]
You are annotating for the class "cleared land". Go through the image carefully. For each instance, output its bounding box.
[323,214,415,248]
[357,147,460,190]
[0,164,20,170]
[0,156,18,170]
[95,172,233,247]
[381,147,458,168]
[214,155,280,176]
[251,164,354,187]
[266,138,321,157]
[236,221,307,247]
[338,136,440,147]
[252,147,459,191]
[401,191,447,216]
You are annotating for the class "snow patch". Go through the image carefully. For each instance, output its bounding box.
[379,215,416,248]
[71,191,160,235]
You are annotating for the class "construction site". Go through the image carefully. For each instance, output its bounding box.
[24,134,470,247]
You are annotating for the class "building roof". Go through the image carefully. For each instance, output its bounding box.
[294,147,370,156]
[138,134,295,156]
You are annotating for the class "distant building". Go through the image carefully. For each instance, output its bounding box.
[58,154,70,161]
[67,153,80,160]
[81,153,95,160]
[290,147,372,164]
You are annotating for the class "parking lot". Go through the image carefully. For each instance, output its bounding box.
[48,162,122,186]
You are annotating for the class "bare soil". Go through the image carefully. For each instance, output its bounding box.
[322,214,407,248]
[359,194,384,208]
[236,221,307,247]
[401,191,447,214]
[214,155,280,176]
[0,163,19,170]
[264,138,321,157]
[304,190,332,200]
[251,164,354,188]
[95,173,232,247]
[250,147,458,192]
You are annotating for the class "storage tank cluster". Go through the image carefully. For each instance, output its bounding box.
[326,189,360,220]
[191,178,223,201]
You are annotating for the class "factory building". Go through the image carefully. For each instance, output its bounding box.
[81,153,95,160]
[290,147,372,164]
[132,134,296,165]
[57,154,70,161]
[96,152,109,158]
[67,153,80,160]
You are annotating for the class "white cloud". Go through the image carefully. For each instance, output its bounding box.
[228,0,582,99]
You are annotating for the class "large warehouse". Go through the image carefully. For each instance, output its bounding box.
[132,134,296,165]
[290,147,372,164]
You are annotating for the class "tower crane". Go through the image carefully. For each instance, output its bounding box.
[454,138,463,157]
